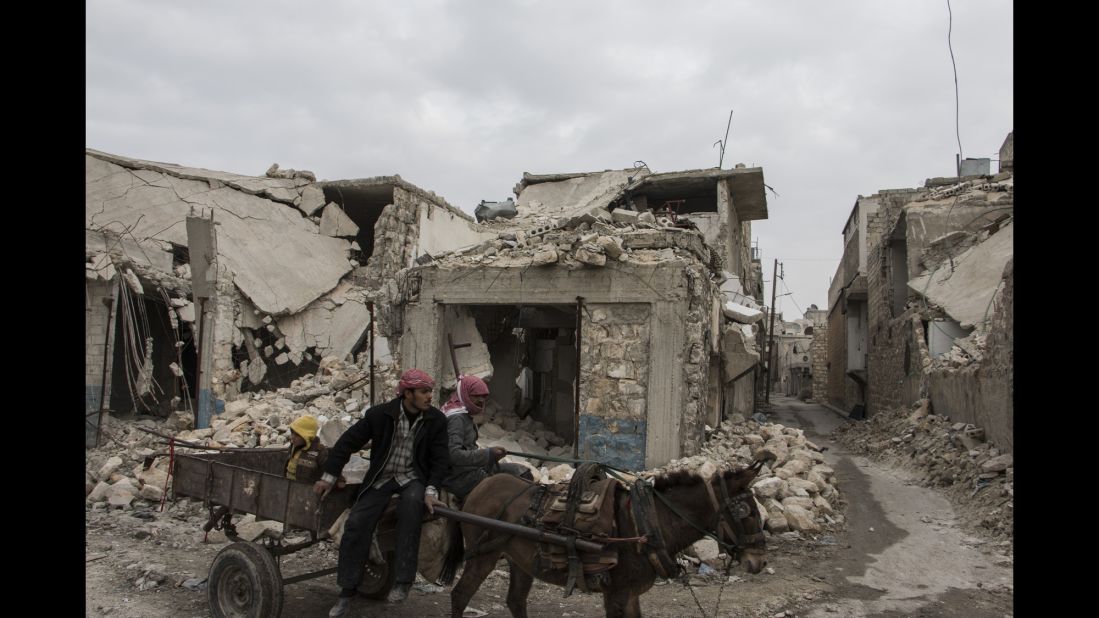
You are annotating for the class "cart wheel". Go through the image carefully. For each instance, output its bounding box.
[357,551,396,599]
[208,541,284,618]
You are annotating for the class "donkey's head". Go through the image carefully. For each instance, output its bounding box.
[709,450,774,574]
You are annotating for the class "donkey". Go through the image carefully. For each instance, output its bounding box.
[442,456,769,618]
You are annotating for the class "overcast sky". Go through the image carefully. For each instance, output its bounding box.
[86,0,1012,318]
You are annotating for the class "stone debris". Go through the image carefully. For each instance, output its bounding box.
[835,402,1012,549]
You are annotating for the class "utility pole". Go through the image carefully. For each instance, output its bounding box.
[765,259,779,405]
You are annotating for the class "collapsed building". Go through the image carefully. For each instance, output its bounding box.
[85,149,495,445]
[823,132,1013,450]
[85,150,773,470]
[394,165,770,469]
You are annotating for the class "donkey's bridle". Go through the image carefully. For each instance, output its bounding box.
[701,475,766,555]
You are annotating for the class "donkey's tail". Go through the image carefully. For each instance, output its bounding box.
[438,516,464,585]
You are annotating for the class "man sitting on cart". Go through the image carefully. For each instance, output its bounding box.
[285,415,328,483]
[441,374,533,501]
[313,368,449,617]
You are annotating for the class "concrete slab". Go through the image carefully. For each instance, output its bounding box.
[319,203,360,238]
[907,221,1012,329]
[515,169,635,222]
[86,152,352,315]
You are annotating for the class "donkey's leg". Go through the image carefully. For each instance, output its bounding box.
[602,587,638,618]
[623,592,642,618]
[505,560,534,618]
[451,550,501,618]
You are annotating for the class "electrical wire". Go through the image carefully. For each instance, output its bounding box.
[947,0,964,163]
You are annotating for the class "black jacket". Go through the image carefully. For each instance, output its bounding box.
[322,397,450,494]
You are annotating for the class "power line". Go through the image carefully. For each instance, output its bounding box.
[947,0,964,165]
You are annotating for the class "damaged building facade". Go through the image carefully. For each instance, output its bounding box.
[85,149,495,445]
[393,166,770,469]
[86,151,772,469]
[824,132,1013,450]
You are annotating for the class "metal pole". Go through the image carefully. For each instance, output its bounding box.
[95,279,119,447]
[368,302,375,406]
[574,296,584,459]
[433,505,604,553]
[765,259,778,405]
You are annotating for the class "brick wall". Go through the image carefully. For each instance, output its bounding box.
[85,279,117,411]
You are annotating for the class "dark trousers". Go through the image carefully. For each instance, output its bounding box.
[336,478,426,589]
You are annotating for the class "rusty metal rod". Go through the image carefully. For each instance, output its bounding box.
[433,505,604,554]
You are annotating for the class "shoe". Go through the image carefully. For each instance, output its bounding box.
[328,596,352,617]
[386,583,411,603]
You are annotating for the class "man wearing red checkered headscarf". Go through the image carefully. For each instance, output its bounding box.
[315,368,449,614]
[439,374,533,499]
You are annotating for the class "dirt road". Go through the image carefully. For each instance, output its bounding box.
[85,396,1013,617]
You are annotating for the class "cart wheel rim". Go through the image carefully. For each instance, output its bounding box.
[217,566,255,613]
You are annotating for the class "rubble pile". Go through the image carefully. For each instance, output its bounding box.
[472,403,574,483]
[930,331,988,370]
[85,355,399,508]
[650,415,844,540]
[834,399,1013,547]
[432,211,712,272]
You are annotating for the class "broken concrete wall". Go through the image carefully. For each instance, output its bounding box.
[400,257,701,469]
[416,200,498,260]
[721,323,760,417]
[86,152,354,316]
[442,305,494,379]
[902,195,1013,280]
[908,221,1013,330]
[579,303,651,470]
[926,259,1013,451]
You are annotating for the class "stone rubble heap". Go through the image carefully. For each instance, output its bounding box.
[432,210,715,272]
[85,355,399,509]
[834,399,1013,548]
[652,415,844,539]
[931,331,988,370]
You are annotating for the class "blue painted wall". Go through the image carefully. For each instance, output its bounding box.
[578,416,647,471]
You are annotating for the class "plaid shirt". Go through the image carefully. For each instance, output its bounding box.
[371,411,424,489]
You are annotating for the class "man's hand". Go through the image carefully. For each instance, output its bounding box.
[424,493,442,514]
[490,446,507,461]
[312,479,333,497]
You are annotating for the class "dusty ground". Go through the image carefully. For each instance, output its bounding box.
[86,396,1014,617]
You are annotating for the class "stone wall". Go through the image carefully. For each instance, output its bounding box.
[578,302,651,470]
[810,322,829,403]
[680,264,715,457]
[365,187,423,282]
[926,259,1013,451]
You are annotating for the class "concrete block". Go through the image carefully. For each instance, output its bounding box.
[97,457,123,481]
[87,481,111,503]
[782,504,820,533]
[319,203,360,238]
[611,209,639,224]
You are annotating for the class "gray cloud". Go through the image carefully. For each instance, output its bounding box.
[87,0,1012,314]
